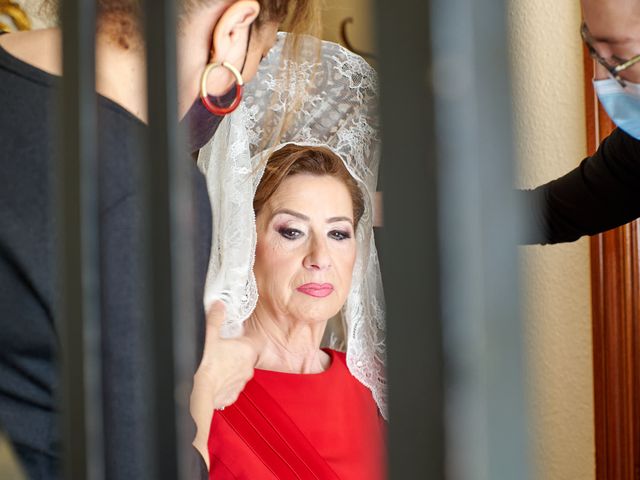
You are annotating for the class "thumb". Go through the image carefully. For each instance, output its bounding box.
[204,300,226,346]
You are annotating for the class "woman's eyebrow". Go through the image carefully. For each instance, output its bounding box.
[271,209,310,221]
[327,216,353,225]
[271,209,353,225]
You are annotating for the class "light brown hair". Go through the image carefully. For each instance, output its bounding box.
[41,0,321,48]
[254,144,365,228]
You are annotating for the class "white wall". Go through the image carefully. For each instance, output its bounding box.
[508,1,596,479]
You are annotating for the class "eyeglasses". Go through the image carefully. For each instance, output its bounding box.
[581,22,640,87]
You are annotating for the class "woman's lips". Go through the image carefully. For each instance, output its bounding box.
[296,283,334,298]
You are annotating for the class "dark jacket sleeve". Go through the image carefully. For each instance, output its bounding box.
[520,128,640,245]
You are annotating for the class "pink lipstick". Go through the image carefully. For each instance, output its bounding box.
[296,283,334,298]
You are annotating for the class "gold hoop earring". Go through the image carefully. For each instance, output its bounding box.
[200,61,244,115]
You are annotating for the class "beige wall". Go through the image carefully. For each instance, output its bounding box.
[322,0,375,56]
[508,1,595,479]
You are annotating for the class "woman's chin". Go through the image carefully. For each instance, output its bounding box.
[291,299,342,324]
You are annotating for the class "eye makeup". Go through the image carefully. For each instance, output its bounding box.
[271,210,354,243]
[329,230,351,241]
[277,226,303,240]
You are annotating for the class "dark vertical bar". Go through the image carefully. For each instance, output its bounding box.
[375,1,445,479]
[142,1,194,479]
[430,0,529,477]
[58,0,104,479]
[377,0,529,478]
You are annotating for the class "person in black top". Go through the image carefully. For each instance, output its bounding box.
[0,0,319,478]
[523,0,640,245]
[522,127,640,244]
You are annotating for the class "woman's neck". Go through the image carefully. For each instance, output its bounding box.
[0,28,149,122]
[95,32,148,122]
[244,307,331,374]
[0,28,61,75]
[0,6,225,122]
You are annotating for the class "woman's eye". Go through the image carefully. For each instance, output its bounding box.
[278,228,303,240]
[329,230,351,241]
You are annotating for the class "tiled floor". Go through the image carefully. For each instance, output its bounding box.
[0,433,25,480]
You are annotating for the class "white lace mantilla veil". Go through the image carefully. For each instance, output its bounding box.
[197,32,387,417]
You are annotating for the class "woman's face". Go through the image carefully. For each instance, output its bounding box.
[253,174,358,324]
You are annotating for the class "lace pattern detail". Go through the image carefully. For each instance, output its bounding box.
[199,33,387,417]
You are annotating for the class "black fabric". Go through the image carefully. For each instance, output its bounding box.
[0,43,211,479]
[521,127,640,245]
[180,86,236,154]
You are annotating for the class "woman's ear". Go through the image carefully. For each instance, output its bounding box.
[210,0,260,63]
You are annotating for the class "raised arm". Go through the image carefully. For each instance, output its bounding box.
[519,128,640,245]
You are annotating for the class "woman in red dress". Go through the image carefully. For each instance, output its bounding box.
[191,35,385,479]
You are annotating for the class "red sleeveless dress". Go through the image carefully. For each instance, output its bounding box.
[208,349,386,479]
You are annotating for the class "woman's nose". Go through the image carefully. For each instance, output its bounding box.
[303,238,331,270]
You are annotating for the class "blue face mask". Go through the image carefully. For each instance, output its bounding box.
[593,78,640,140]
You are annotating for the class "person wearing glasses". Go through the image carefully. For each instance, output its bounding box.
[0,1,318,479]
[522,0,640,244]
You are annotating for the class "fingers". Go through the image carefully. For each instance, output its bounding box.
[215,392,240,411]
[214,377,250,410]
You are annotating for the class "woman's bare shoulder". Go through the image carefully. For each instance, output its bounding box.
[0,28,61,75]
